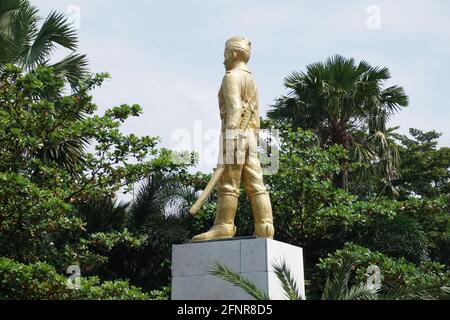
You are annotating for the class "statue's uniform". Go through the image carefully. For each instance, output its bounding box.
[192,37,274,242]
[218,65,268,199]
[193,64,274,241]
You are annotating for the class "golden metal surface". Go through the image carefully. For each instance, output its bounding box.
[192,37,274,242]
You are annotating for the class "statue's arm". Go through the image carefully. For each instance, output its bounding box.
[222,73,242,133]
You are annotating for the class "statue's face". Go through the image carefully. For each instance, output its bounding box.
[223,48,236,71]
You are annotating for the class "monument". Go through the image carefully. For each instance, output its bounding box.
[172,37,305,300]
[190,36,274,242]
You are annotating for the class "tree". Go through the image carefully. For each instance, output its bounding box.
[361,214,429,264]
[0,0,88,89]
[253,126,448,293]
[211,244,450,300]
[1,0,90,175]
[268,55,408,191]
[394,129,450,199]
[0,257,156,300]
[85,172,197,291]
[399,196,450,267]
[317,243,450,300]
[0,65,181,298]
[263,126,359,266]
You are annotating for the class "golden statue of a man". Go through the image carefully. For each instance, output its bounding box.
[192,37,274,242]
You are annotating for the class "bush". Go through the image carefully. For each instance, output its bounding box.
[362,214,429,264]
[316,243,450,299]
[401,196,450,266]
[0,257,150,300]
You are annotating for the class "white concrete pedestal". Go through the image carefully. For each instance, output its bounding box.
[171,237,305,300]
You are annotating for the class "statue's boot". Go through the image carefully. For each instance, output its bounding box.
[192,195,238,242]
[251,192,275,239]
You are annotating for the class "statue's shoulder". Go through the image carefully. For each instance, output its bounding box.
[225,69,238,76]
[222,68,252,87]
[222,70,238,84]
[223,68,247,81]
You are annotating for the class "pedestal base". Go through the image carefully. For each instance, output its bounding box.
[171,237,305,300]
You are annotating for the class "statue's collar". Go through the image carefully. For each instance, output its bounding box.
[237,65,252,74]
[228,65,252,74]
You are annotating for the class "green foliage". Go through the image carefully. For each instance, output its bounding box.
[0,257,150,300]
[363,214,429,264]
[399,196,450,266]
[346,197,449,267]
[75,172,197,292]
[1,4,448,300]
[76,198,129,233]
[321,198,431,264]
[272,261,303,300]
[317,243,450,300]
[263,127,362,279]
[0,0,88,88]
[209,262,270,300]
[265,127,352,245]
[268,55,408,191]
[0,65,186,298]
[148,287,170,300]
[394,129,450,199]
[321,252,379,300]
[258,126,449,297]
[211,258,377,300]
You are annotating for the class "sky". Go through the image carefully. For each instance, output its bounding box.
[36,0,450,174]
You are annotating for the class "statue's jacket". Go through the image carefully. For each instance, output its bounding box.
[218,65,260,133]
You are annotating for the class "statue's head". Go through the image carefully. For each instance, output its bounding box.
[224,36,251,71]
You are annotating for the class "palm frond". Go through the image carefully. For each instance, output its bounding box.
[209,262,270,300]
[284,71,304,88]
[350,138,376,164]
[322,253,379,300]
[341,284,378,300]
[0,0,19,16]
[322,257,352,300]
[366,65,391,82]
[49,53,89,89]
[380,283,450,300]
[268,55,408,193]
[0,0,34,66]
[381,85,409,113]
[39,136,89,175]
[76,197,130,233]
[0,0,20,37]
[272,261,303,300]
[21,10,78,68]
[129,173,194,231]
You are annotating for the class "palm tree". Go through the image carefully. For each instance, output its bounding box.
[75,197,130,233]
[350,126,402,197]
[321,254,379,300]
[129,172,196,232]
[211,255,449,300]
[116,173,197,290]
[210,255,378,300]
[268,55,408,191]
[210,261,303,300]
[210,262,271,300]
[1,0,91,175]
[0,0,88,89]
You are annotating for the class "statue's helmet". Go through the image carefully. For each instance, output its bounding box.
[225,36,252,55]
